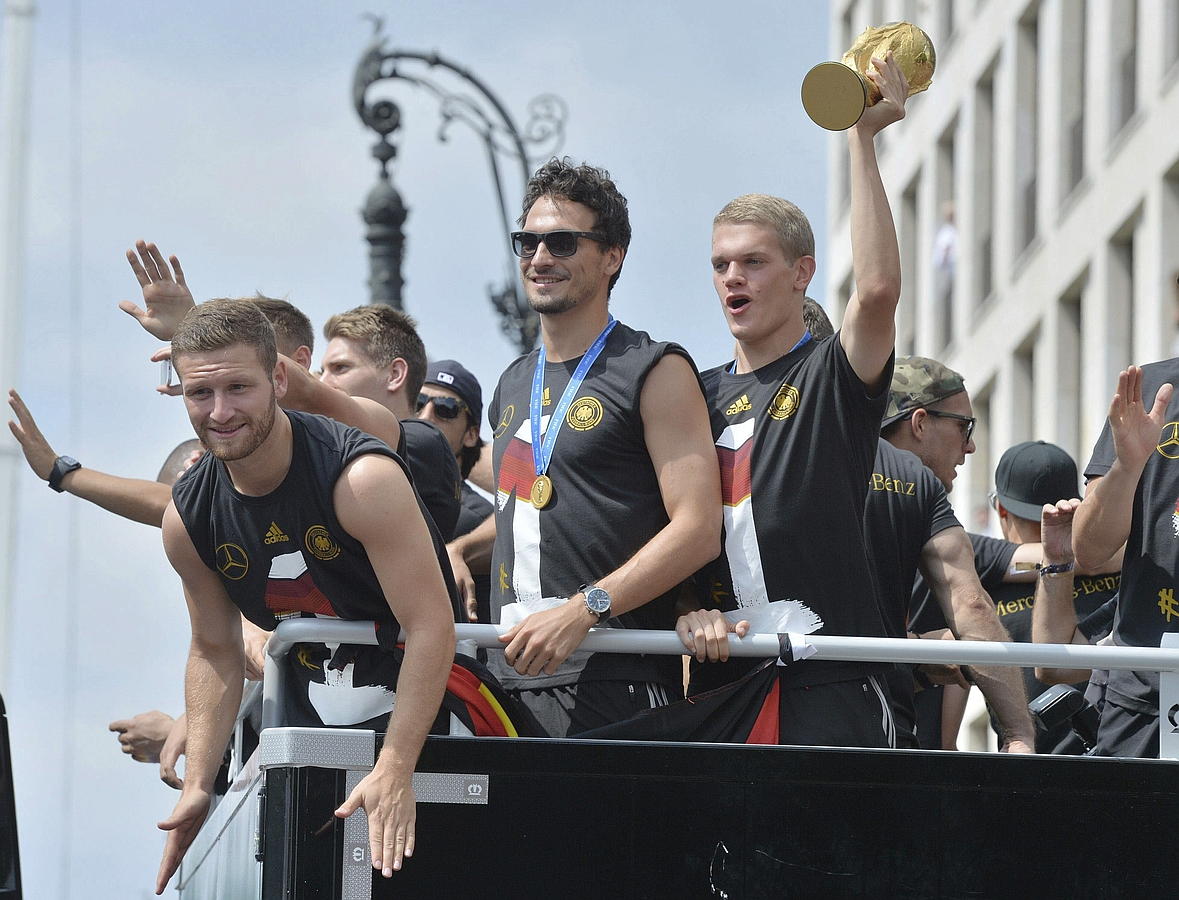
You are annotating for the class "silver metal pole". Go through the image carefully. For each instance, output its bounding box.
[260,618,1179,729]
[261,620,379,728]
[0,0,37,692]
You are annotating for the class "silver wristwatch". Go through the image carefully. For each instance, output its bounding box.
[580,583,611,624]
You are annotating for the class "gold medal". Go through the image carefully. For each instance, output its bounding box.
[530,474,553,509]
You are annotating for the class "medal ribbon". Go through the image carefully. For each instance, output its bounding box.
[531,315,618,478]
[727,330,813,375]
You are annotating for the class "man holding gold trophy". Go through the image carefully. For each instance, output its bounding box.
[477,23,949,745]
[677,29,961,748]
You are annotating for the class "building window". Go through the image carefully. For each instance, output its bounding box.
[1109,222,1136,371]
[970,384,993,536]
[1013,334,1036,446]
[1015,9,1040,254]
[1111,0,1139,137]
[1060,0,1087,198]
[899,176,919,358]
[1168,0,1179,71]
[1164,168,1179,359]
[1058,284,1084,464]
[934,121,957,352]
[939,0,956,48]
[838,6,856,207]
[973,67,997,306]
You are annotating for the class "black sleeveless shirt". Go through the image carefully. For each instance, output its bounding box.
[173,410,460,650]
[488,321,694,689]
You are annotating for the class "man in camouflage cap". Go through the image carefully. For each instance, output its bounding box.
[881,356,976,491]
[868,355,1034,752]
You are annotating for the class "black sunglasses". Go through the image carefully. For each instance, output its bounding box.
[416,393,469,421]
[923,409,976,443]
[510,230,607,259]
[900,408,976,443]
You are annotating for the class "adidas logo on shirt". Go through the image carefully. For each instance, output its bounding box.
[725,394,752,416]
[263,522,290,545]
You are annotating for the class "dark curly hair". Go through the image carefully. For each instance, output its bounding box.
[519,157,631,294]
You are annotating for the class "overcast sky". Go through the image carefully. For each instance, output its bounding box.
[2,1,829,895]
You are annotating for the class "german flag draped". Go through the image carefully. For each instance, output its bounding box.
[579,660,781,744]
[441,654,547,738]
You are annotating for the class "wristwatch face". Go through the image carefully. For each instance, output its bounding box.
[58,456,79,468]
[585,587,611,615]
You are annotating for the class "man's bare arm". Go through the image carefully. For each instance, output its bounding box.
[1075,367,1173,569]
[7,388,173,526]
[155,501,245,894]
[501,353,722,676]
[1002,539,1124,582]
[920,526,1035,753]
[448,512,495,623]
[1031,499,1094,684]
[332,455,455,878]
[278,357,401,447]
[939,683,970,751]
[450,513,495,574]
[838,52,907,391]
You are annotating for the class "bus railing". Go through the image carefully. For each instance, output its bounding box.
[259,619,1179,757]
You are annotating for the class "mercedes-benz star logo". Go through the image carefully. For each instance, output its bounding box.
[1158,423,1179,459]
[215,542,249,580]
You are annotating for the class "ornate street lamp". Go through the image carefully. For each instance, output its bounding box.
[352,17,567,353]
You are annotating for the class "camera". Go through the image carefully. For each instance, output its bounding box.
[1029,684,1099,752]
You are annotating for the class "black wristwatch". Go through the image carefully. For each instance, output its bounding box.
[48,456,81,492]
[1037,560,1075,578]
[580,583,612,624]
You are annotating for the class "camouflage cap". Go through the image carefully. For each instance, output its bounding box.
[881,356,967,430]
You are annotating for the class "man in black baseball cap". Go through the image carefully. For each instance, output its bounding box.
[993,441,1079,524]
[986,441,1120,754]
[417,360,493,623]
[417,359,484,479]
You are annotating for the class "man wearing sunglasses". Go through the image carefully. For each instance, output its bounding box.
[462,158,721,738]
[872,357,1035,753]
[884,357,1097,748]
[417,360,495,624]
[880,356,979,494]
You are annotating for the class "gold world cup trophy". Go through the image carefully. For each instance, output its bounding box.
[801,23,936,131]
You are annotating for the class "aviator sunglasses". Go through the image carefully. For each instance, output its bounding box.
[511,230,607,258]
[416,393,469,421]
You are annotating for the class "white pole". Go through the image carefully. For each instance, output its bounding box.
[0,0,38,692]
[260,619,1179,732]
